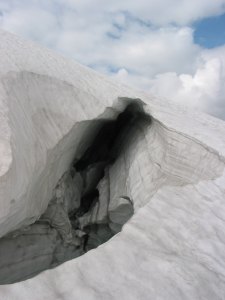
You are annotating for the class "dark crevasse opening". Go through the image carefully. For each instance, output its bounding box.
[75,102,146,170]
[0,101,152,284]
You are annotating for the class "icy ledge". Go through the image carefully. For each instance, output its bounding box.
[1,30,225,299]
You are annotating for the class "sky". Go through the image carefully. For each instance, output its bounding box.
[0,0,225,120]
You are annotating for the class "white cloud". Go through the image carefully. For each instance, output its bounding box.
[56,0,225,25]
[55,25,201,77]
[114,46,225,119]
[0,0,225,119]
[1,8,59,45]
[151,47,225,118]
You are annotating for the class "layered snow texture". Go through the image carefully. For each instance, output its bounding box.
[1,103,150,283]
[0,30,225,299]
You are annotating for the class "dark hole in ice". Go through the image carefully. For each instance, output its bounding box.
[0,101,151,284]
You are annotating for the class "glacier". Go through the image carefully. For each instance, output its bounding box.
[0,29,225,299]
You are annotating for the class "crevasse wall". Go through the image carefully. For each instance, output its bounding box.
[0,71,223,239]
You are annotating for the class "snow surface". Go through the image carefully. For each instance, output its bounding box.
[0,30,225,299]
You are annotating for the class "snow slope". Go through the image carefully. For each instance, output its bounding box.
[0,30,225,299]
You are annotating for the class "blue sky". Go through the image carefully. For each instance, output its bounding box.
[194,13,225,48]
[0,0,225,119]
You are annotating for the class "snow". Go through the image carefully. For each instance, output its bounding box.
[0,29,225,299]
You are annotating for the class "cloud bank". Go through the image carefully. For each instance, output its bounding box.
[0,0,225,119]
